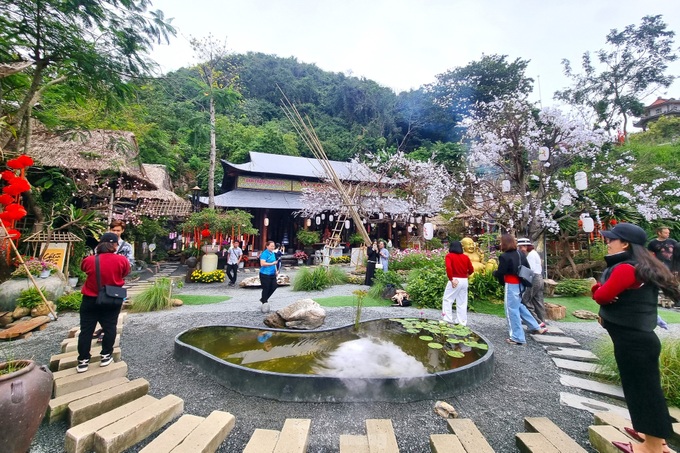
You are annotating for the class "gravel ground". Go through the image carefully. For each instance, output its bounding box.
[17,266,680,452]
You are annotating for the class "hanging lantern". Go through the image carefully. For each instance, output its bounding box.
[329,214,334,222]
[362,218,367,223]
[345,220,350,229]
[306,218,312,227]
[392,222,397,228]
[201,229,211,238]
[315,216,321,225]
[409,216,415,223]
[416,216,422,224]
[423,222,434,240]
[560,193,572,206]
[0,194,13,205]
[407,225,413,233]
[378,212,383,220]
[264,217,269,226]
[581,214,595,233]
[574,171,588,191]
[321,213,325,220]
[538,147,550,161]
[502,180,511,192]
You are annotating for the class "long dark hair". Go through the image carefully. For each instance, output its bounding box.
[499,234,517,252]
[449,241,463,254]
[630,243,680,302]
[95,242,117,254]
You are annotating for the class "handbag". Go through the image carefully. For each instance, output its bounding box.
[516,251,534,287]
[95,255,127,306]
[375,259,384,271]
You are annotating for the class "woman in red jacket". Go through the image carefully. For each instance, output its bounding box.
[592,223,680,453]
[77,233,130,373]
[442,241,474,325]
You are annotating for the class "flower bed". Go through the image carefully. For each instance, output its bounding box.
[190,269,225,283]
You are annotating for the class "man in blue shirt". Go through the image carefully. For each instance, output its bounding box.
[259,241,278,313]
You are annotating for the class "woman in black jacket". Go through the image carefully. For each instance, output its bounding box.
[364,240,378,286]
[592,223,680,453]
[493,234,546,345]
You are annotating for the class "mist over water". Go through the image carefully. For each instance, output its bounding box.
[314,337,428,378]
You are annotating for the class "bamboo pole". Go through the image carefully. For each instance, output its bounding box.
[0,223,58,320]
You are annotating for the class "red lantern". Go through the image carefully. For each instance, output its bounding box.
[609,219,618,226]
[1,170,16,182]
[2,178,30,196]
[17,154,34,168]
[0,194,13,205]
[6,229,20,239]
[2,203,27,220]
[201,228,211,238]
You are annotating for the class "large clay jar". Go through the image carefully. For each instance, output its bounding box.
[0,360,54,453]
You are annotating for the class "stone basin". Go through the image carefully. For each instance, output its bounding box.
[174,318,495,402]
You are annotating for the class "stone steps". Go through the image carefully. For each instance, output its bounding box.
[521,417,587,453]
[244,418,311,453]
[446,418,495,453]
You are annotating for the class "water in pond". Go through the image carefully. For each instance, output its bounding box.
[177,318,488,379]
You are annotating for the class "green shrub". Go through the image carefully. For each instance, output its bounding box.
[330,255,350,264]
[593,336,680,408]
[130,277,174,312]
[296,229,320,247]
[349,233,365,247]
[293,266,348,291]
[368,270,406,299]
[56,292,82,311]
[424,237,443,250]
[469,270,503,305]
[555,279,591,297]
[405,267,448,309]
[346,274,365,285]
[16,287,51,309]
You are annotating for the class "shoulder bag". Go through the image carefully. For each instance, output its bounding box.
[95,255,127,306]
[516,251,534,287]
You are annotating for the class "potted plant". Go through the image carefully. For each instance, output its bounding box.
[293,251,308,265]
[349,233,366,247]
[0,358,53,452]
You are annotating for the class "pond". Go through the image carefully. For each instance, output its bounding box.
[174,318,495,402]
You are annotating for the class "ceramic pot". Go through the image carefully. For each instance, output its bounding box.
[0,360,53,453]
[68,277,79,287]
[185,257,198,269]
[39,270,50,279]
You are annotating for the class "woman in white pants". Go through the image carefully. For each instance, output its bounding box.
[442,241,474,325]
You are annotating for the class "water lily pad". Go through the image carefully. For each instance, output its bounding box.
[463,341,488,350]
[419,335,434,341]
[428,343,443,349]
[446,338,462,344]
[406,329,420,334]
[446,350,465,358]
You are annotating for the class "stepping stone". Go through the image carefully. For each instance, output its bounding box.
[552,358,613,378]
[670,406,680,422]
[68,378,149,426]
[59,347,122,370]
[593,411,631,430]
[47,377,130,423]
[244,429,280,453]
[560,392,630,419]
[61,336,120,353]
[559,375,624,400]
[531,335,580,347]
[0,315,50,340]
[447,419,494,453]
[164,410,235,453]
[65,395,158,453]
[588,424,638,453]
[524,417,587,453]
[53,361,128,397]
[546,347,598,363]
[273,418,312,453]
[516,432,560,453]
[339,434,369,453]
[140,415,206,453]
[93,394,184,453]
[430,433,466,453]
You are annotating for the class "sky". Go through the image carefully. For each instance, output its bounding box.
[149,0,680,108]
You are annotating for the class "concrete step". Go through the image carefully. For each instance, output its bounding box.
[47,377,130,423]
[93,394,184,453]
[273,418,312,453]
[139,414,205,453]
[588,424,638,453]
[243,429,280,453]
[546,347,598,363]
[429,433,466,453]
[65,395,158,453]
[593,411,631,430]
[339,434,369,453]
[559,374,624,400]
[53,361,128,397]
[523,417,587,453]
[559,392,630,419]
[531,335,580,347]
[61,336,120,353]
[58,347,122,370]
[164,410,235,453]
[551,358,614,378]
[68,378,149,426]
[446,419,494,453]
[515,432,560,453]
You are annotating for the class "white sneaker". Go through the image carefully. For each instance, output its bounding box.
[76,359,89,373]
[100,354,113,367]
[260,303,270,313]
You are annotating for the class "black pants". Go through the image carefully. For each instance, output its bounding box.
[226,263,239,284]
[604,319,673,438]
[78,295,122,361]
[260,273,278,303]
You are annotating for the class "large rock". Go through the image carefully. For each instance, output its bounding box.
[239,274,291,288]
[12,306,31,319]
[263,312,286,329]
[0,275,67,311]
[31,301,57,317]
[572,309,598,320]
[277,299,326,330]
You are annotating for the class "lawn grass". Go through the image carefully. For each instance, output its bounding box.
[175,295,231,305]
[315,293,680,323]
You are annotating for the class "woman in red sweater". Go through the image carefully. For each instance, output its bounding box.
[592,223,680,453]
[442,241,474,325]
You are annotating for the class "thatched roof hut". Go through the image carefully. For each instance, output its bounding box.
[27,128,156,191]
[120,164,191,218]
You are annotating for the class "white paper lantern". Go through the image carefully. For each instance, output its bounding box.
[575,171,588,191]
[329,215,334,222]
[409,216,415,223]
[416,216,422,224]
[345,220,350,229]
[423,222,434,240]
[264,217,269,226]
[392,222,397,228]
[407,225,413,233]
[321,213,325,220]
[560,193,572,206]
[502,180,511,192]
[378,212,384,219]
[538,147,550,161]
[315,216,321,225]
[306,218,312,227]
[582,215,595,233]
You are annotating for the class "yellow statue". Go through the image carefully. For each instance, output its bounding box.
[461,237,495,273]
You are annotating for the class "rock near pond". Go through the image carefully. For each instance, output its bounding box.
[263,298,326,330]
